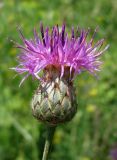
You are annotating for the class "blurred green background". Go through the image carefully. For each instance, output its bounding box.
[0,0,117,160]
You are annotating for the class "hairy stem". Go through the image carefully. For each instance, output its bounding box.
[42,126,56,160]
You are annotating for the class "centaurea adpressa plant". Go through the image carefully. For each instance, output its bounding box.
[12,23,109,160]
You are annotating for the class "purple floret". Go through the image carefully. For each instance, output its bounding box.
[110,147,117,160]
[12,23,109,85]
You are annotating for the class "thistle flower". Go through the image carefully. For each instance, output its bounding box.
[12,23,109,125]
[110,146,117,160]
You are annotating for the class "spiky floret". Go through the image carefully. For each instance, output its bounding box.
[12,23,109,85]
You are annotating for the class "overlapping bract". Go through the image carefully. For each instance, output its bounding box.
[12,23,109,85]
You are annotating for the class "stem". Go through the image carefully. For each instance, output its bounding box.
[42,125,56,160]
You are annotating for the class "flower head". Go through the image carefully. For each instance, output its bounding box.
[12,23,109,85]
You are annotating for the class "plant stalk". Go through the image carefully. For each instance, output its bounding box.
[42,125,56,160]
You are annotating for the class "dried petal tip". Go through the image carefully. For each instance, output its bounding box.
[12,23,109,84]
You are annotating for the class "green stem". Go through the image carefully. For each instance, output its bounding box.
[42,125,56,160]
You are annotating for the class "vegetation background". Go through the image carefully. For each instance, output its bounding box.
[0,0,117,160]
